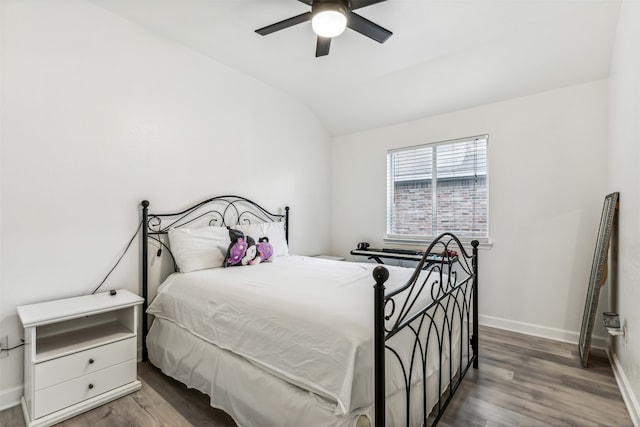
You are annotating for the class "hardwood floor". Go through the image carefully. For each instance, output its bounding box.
[438,327,632,427]
[1,326,633,426]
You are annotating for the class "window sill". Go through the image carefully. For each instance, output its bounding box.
[383,237,493,250]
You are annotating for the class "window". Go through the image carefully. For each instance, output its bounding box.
[386,135,489,242]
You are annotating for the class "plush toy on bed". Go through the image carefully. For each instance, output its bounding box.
[225,228,273,267]
[225,228,249,267]
[241,236,257,266]
[249,237,274,265]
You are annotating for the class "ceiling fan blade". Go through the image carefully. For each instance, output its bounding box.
[296,0,313,5]
[346,11,392,43]
[350,0,388,11]
[316,36,332,57]
[255,12,312,36]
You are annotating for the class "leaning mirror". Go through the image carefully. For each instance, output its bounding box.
[579,192,619,367]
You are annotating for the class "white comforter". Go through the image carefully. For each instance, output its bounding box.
[147,255,446,415]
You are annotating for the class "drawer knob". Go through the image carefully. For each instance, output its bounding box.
[88,383,94,390]
[88,358,94,364]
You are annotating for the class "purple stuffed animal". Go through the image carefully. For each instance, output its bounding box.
[225,228,248,267]
[250,237,274,265]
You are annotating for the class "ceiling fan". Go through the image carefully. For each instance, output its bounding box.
[255,0,392,57]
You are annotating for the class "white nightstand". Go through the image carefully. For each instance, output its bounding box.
[17,289,144,427]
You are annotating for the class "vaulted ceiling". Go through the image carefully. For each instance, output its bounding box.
[91,0,621,136]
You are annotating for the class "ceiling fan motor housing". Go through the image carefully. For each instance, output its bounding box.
[312,0,349,16]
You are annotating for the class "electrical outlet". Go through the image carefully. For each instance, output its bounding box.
[0,336,8,359]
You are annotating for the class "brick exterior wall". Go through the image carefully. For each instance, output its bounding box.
[389,177,488,238]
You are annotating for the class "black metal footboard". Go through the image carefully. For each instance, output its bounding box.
[374,234,479,426]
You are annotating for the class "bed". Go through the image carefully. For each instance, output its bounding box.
[140,196,478,426]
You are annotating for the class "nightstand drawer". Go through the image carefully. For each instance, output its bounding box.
[35,337,135,390]
[34,359,136,419]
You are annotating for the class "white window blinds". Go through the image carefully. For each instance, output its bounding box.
[386,135,489,241]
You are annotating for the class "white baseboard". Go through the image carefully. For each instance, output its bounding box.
[0,384,23,412]
[609,350,640,427]
[479,314,608,349]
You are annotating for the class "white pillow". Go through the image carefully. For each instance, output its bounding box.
[168,226,230,272]
[238,221,289,257]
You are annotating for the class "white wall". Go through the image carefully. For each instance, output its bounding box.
[332,80,609,344]
[0,0,331,408]
[607,1,640,423]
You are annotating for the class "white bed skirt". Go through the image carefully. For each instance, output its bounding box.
[147,318,462,427]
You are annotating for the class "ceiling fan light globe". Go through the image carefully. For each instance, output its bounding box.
[312,10,347,38]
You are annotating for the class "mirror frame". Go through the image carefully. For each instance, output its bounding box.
[579,192,619,367]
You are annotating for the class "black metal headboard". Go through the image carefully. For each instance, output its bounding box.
[140,195,289,360]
